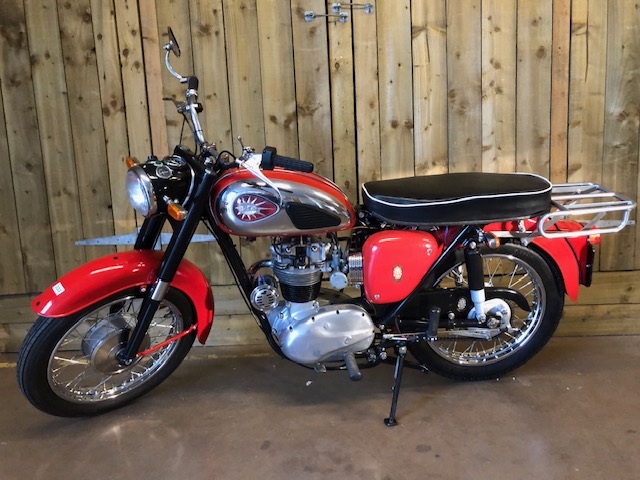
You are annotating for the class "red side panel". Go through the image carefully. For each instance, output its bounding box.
[32,250,215,344]
[363,230,442,304]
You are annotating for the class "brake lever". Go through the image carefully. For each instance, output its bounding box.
[236,151,284,206]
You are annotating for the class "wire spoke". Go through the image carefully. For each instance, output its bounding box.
[429,251,546,366]
[47,295,184,404]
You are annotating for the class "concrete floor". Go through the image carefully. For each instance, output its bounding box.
[1,336,639,480]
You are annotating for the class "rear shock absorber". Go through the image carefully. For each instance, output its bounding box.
[464,240,486,322]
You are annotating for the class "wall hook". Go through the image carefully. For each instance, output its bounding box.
[304,10,349,23]
[331,3,374,14]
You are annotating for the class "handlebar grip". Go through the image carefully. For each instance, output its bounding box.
[261,147,314,173]
[187,76,199,90]
[273,154,314,173]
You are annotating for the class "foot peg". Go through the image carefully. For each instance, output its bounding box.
[343,352,362,381]
[427,306,440,340]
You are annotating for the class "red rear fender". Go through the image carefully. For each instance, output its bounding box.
[528,237,580,301]
[32,250,214,344]
[484,220,589,302]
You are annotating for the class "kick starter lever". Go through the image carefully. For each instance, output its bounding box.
[342,352,362,381]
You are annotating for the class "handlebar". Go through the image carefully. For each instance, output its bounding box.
[163,34,315,175]
[261,147,314,173]
[183,76,206,146]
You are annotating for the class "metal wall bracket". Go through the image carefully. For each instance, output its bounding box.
[331,3,374,14]
[304,2,373,24]
[304,10,349,23]
[75,229,217,249]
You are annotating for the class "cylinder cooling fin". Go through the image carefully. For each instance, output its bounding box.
[274,267,323,302]
[268,237,328,303]
[348,253,364,286]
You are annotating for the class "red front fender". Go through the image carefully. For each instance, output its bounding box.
[32,250,214,344]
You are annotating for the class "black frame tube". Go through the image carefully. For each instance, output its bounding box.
[203,212,286,358]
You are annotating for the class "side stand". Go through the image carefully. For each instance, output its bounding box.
[384,345,407,427]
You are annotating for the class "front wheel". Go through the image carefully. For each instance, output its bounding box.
[17,287,196,416]
[407,244,564,381]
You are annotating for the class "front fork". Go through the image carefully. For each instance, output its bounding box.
[116,169,217,366]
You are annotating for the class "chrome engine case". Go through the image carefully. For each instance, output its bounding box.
[266,301,375,366]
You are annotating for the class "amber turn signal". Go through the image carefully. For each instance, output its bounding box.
[125,156,139,168]
[484,232,500,249]
[167,202,188,221]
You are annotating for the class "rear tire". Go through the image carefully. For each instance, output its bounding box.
[407,244,564,381]
[17,287,196,416]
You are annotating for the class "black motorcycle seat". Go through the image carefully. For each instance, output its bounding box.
[362,172,552,225]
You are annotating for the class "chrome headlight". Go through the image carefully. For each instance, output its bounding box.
[126,155,194,218]
[126,165,157,217]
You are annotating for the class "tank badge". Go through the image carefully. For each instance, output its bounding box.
[233,194,278,222]
[392,265,403,282]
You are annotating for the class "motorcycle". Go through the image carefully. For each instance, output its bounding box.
[17,28,635,426]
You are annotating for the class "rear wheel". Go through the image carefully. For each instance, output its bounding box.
[17,287,196,416]
[407,244,563,380]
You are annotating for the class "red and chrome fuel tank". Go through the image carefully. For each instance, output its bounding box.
[211,169,356,236]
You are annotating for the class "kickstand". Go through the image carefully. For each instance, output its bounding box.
[384,345,407,427]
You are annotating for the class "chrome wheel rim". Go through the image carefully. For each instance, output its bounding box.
[429,253,546,366]
[47,295,184,403]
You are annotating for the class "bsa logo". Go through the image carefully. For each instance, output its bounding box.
[392,265,403,282]
[233,194,278,222]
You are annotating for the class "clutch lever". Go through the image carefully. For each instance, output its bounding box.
[163,97,187,112]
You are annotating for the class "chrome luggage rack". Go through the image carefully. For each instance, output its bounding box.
[536,183,636,239]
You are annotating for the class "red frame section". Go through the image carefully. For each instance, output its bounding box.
[31,250,215,344]
[210,168,356,235]
[363,230,442,304]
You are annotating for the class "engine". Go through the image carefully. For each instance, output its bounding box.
[271,237,328,302]
[249,236,375,366]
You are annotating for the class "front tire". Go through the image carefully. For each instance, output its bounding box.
[17,287,196,416]
[407,244,564,381]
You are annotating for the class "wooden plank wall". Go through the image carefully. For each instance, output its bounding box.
[1,0,640,351]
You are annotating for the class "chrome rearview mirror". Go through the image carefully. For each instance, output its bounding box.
[165,27,181,57]
[163,27,185,81]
